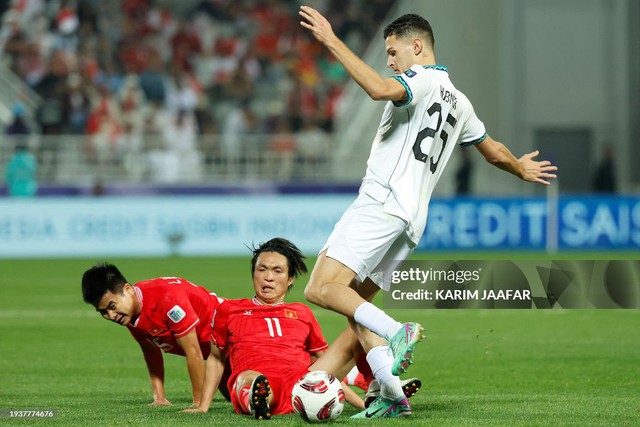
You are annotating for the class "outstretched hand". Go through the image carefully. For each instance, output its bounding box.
[299,5,336,46]
[519,150,558,185]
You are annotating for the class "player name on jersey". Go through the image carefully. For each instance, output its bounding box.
[440,85,457,109]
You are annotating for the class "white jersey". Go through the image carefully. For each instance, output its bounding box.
[359,64,487,243]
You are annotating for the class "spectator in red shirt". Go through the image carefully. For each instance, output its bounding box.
[171,18,202,72]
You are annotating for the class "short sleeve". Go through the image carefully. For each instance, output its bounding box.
[302,306,328,353]
[458,92,487,147]
[159,293,200,338]
[211,301,229,349]
[391,65,432,109]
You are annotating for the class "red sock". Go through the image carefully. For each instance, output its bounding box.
[356,353,374,384]
[238,385,251,414]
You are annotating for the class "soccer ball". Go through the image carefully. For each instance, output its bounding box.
[291,371,345,423]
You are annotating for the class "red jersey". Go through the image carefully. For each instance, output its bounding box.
[127,277,223,357]
[212,297,328,414]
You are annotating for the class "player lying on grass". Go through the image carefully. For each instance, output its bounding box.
[299,6,558,418]
[184,238,421,419]
[81,263,229,407]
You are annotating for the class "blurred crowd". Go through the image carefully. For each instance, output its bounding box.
[1,0,394,182]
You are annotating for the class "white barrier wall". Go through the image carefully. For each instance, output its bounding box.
[0,196,355,258]
[2,195,638,258]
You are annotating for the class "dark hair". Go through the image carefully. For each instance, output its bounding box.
[250,238,308,280]
[383,14,435,49]
[81,262,128,306]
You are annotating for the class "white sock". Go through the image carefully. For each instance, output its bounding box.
[366,345,404,401]
[354,302,403,339]
[345,366,359,385]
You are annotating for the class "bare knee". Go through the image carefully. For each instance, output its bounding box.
[236,370,262,389]
[305,252,358,307]
[304,279,328,307]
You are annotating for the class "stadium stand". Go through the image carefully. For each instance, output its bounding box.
[0,0,395,186]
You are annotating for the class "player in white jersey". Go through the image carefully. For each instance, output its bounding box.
[361,64,487,244]
[299,8,557,418]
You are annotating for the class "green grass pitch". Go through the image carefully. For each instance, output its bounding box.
[0,256,638,426]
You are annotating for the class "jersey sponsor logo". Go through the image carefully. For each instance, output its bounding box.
[243,310,253,316]
[167,305,186,323]
[284,308,298,319]
[404,69,416,78]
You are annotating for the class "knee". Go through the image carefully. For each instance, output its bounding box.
[304,280,326,306]
[236,370,257,388]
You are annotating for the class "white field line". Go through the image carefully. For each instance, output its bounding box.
[0,310,95,318]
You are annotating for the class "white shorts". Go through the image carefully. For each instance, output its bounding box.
[320,193,416,291]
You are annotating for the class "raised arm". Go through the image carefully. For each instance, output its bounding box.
[138,341,172,406]
[474,135,558,185]
[299,5,405,102]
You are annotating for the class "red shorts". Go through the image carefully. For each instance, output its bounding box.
[229,367,309,415]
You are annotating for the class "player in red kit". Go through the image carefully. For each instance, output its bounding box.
[186,238,369,419]
[214,296,330,417]
[81,264,227,407]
